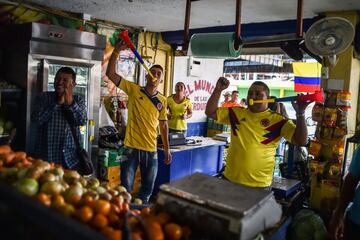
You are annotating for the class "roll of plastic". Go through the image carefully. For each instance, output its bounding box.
[190,32,242,58]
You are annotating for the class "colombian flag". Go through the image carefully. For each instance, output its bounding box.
[292,62,322,92]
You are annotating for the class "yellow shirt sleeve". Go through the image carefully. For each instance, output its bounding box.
[280,119,296,143]
[216,107,230,124]
[119,79,136,96]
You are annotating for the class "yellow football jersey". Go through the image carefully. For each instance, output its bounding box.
[119,80,167,152]
[167,95,193,130]
[217,107,296,187]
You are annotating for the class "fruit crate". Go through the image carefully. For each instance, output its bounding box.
[0,181,106,240]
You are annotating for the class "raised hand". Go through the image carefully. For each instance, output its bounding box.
[114,39,128,52]
[64,79,75,105]
[215,77,230,91]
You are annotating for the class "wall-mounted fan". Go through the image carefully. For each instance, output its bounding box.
[305,17,355,66]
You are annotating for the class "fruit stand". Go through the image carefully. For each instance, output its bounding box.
[0,181,106,240]
[0,145,193,240]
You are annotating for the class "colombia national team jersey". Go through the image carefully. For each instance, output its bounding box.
[120,80,167,152]
[167,95,193,131]
[217,107,296,187]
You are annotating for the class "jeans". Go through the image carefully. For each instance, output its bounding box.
[121,147,158,204]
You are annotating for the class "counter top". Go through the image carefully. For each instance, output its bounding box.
[158,136,226,153]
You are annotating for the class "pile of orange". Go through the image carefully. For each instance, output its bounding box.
[0,145,194,240]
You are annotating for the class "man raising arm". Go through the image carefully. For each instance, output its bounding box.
[106,41,171,203]
[206,77,310,187]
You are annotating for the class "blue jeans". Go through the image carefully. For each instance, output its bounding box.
[121,147,158,204]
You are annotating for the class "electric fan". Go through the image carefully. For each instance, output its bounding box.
[305,17,355,66]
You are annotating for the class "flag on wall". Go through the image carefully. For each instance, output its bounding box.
[292,62,322,92]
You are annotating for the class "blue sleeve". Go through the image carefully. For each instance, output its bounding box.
[31,93,59,124]
[64,95,87,126]
[349,146,360,177]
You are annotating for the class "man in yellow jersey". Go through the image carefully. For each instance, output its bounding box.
[106,41,171,203]
[206,77,310,187]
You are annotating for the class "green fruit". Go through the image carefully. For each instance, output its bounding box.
[40,181,63,195]
[0,126,4,135]
[133,198,143,205]
[14,178,39,196]
[52,167,64,179]
[87,178,100,189]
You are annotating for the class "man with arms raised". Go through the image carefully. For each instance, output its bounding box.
[206,78,310,188]
[106,41,171,203]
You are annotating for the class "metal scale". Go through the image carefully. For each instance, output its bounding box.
[155,173,282,240]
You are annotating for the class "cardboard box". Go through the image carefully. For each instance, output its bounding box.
[98,148,125,167]
[99,165,120,182]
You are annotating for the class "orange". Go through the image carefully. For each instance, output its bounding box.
[110,203,121,215]
[131,231,143,240]
[100,226,114,237]
[51,194,65,209]
[3,152,16,165]
[131,209,141,215]
[110,230,122,240]
[108,213,120,227]
[35,193,51,207]
[101,226,122,240]
[140,207,151,217]
[80,195,95,208]
[111,196,124,208]
[91,213,108,229]
[155,212,171,226]
[145,218,164,240]
[14,151,27,161]
[58,203,75,216]
[93,199,111,215]
[164,223,183,240]
[119,203,130,216]
[75,206,94,223]
[0,145,11,155]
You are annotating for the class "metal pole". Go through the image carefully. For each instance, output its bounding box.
[296,0,304,38]
[183,0,191,51]
[234,0,242,50]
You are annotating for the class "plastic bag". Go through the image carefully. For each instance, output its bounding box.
[99,101,115,128]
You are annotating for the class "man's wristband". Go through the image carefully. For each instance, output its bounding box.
[296,112,305,118]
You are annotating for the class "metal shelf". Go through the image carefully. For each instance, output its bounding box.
[0,88,21,93]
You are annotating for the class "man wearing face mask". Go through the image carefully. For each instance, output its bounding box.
[106,41,172,203]
[32,67,87,169]
[206,78,310,188]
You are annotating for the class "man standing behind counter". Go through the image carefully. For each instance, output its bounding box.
[106,41,171,203]
[206,77,310,187]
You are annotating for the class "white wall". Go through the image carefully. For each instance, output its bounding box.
[173,56,224,122]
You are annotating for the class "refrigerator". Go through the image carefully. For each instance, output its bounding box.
[0,22,106,165]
